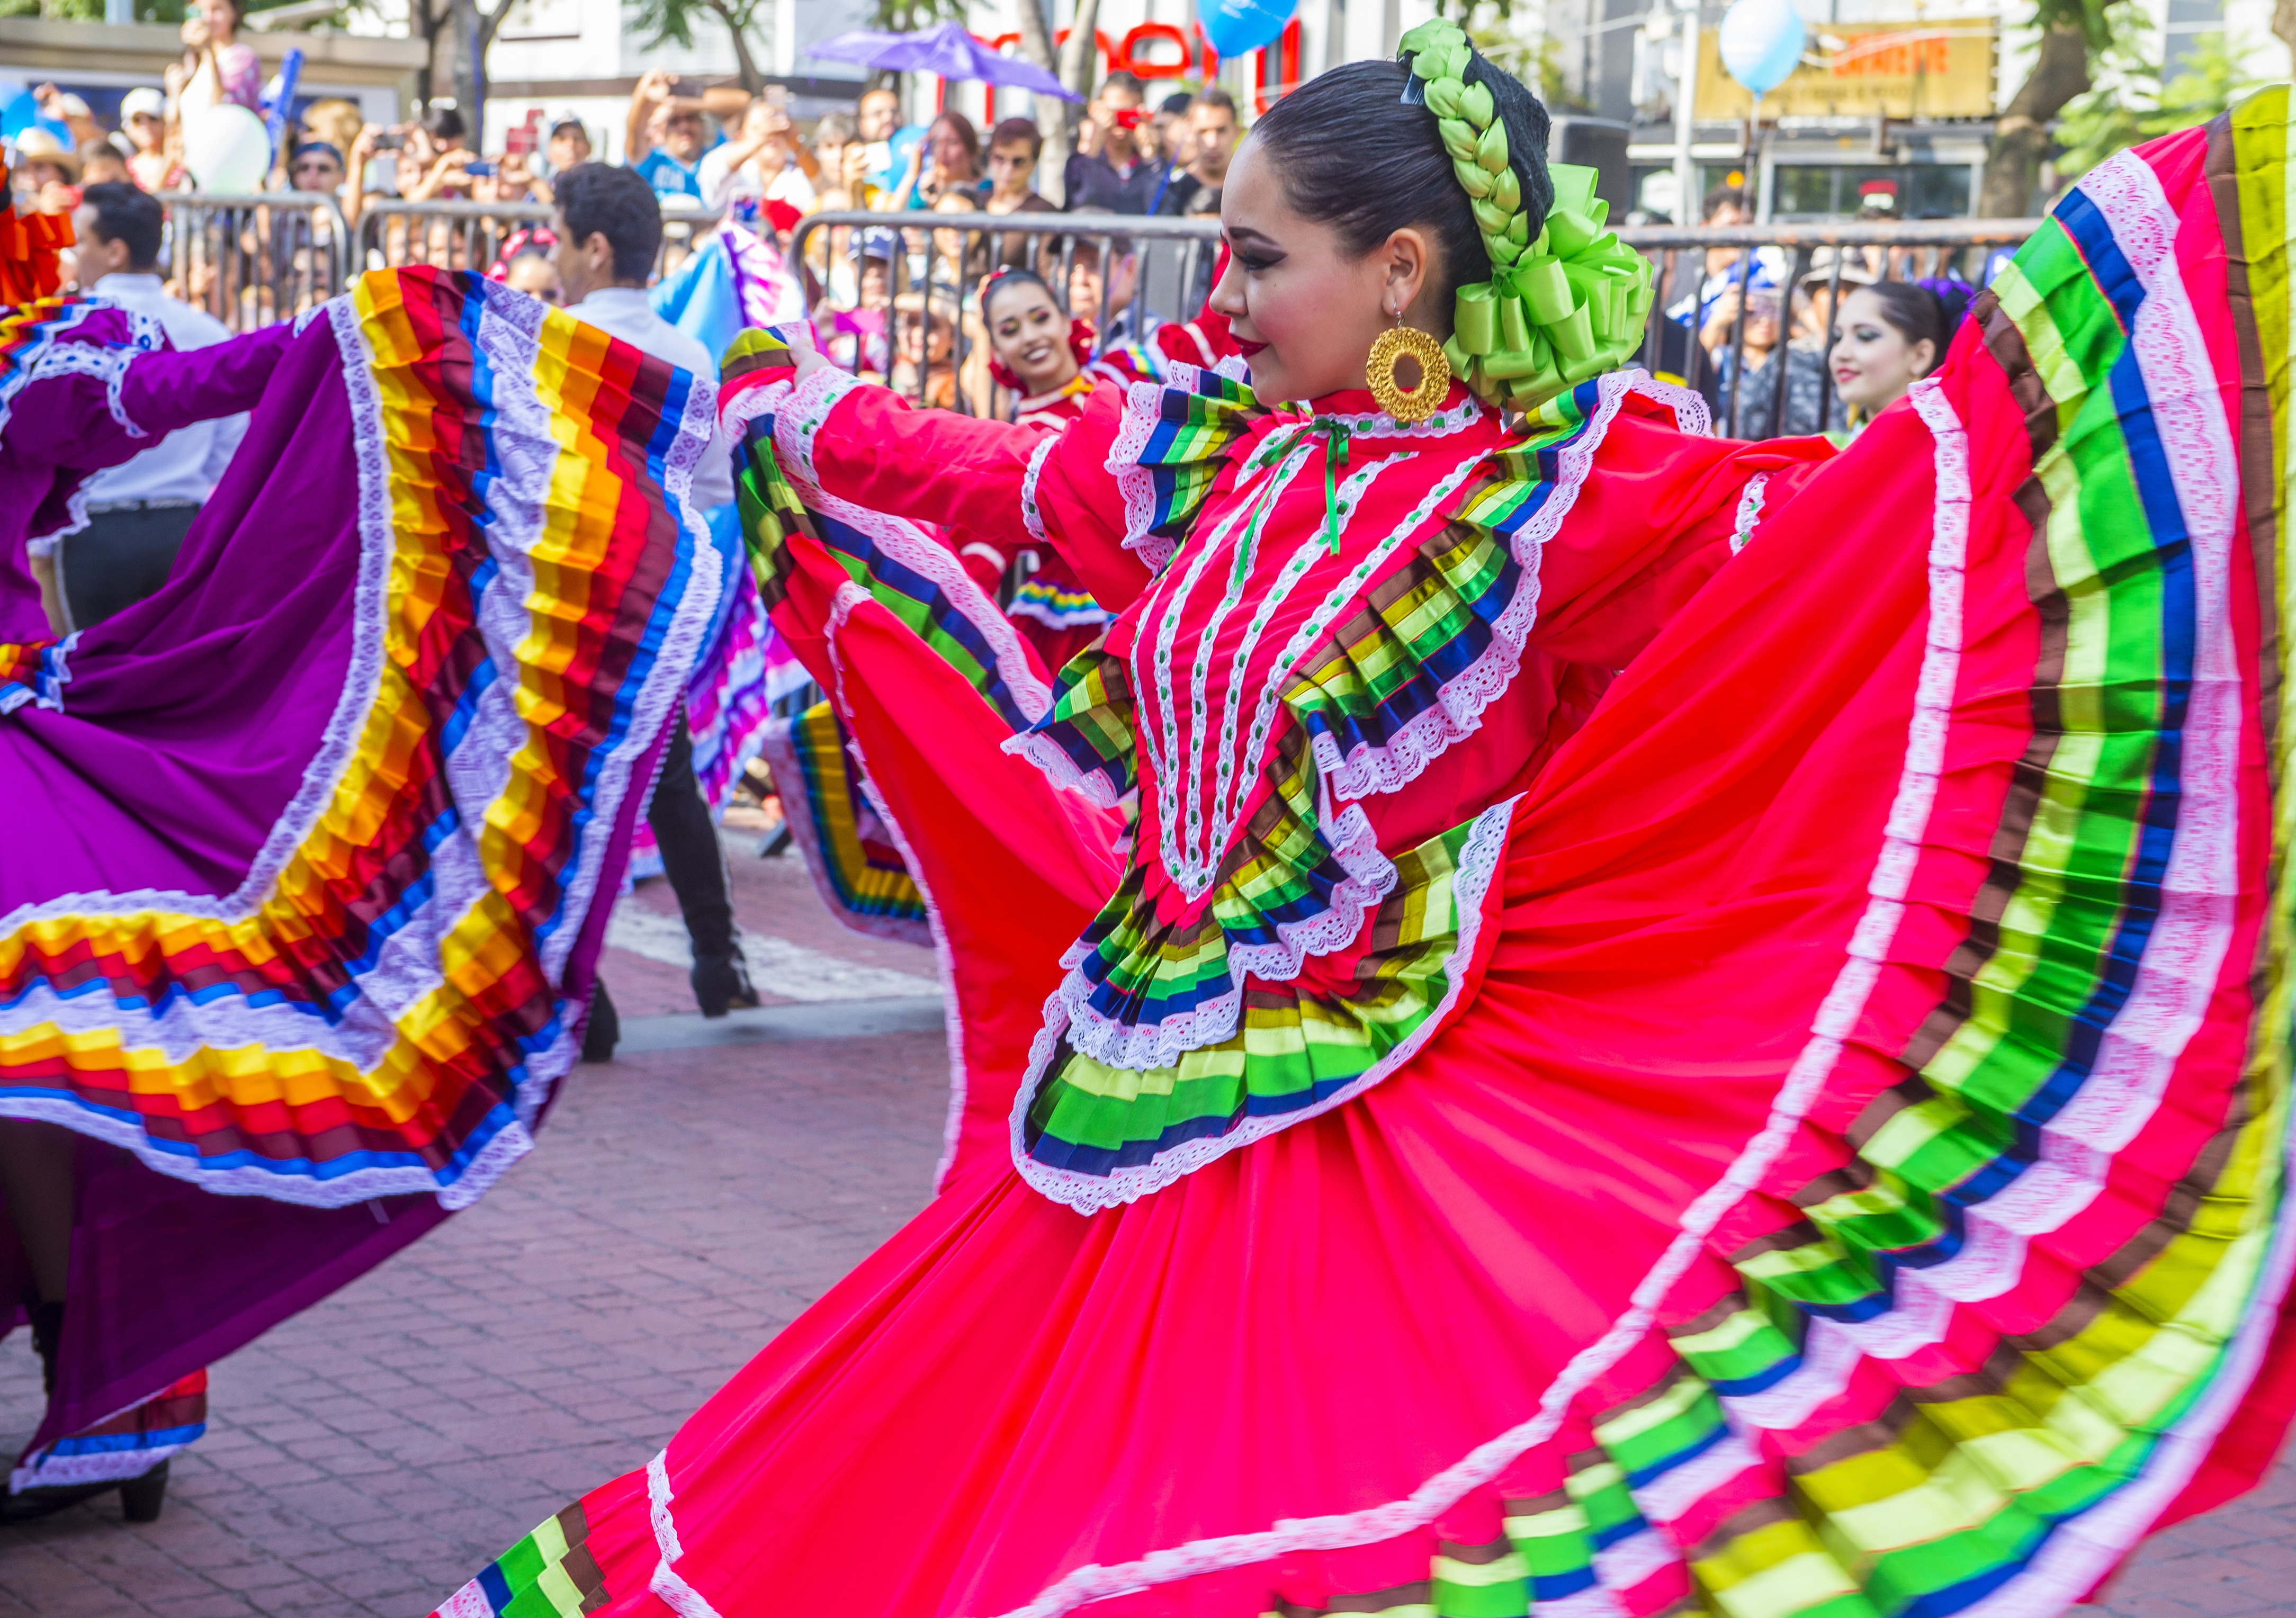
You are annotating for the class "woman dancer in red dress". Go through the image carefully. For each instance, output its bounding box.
[440,46,2296,1618]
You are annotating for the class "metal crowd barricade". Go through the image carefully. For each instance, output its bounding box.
[349,197,722,284]
[788,210,1223,415]
[1617,219,2041,439]
[146,195,2043,441]
[787,211,2040,436]
[157,190,353,334]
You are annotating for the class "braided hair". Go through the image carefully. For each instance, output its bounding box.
[1248,57,1556,313]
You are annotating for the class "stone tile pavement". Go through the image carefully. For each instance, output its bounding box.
[1,838,2291,1616]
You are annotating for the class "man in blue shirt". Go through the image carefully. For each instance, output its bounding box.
[625,67,719,202]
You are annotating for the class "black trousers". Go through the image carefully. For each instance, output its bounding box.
[648,715,736,962]
[57,504,199,630]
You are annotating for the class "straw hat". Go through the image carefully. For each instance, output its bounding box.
[1799,246,1877,287]
[11,127,82,181]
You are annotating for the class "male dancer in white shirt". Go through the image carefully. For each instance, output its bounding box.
[553,163,757,1039]
[47,183,244,630]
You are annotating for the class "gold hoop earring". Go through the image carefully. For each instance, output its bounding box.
[1366,320,1451,424]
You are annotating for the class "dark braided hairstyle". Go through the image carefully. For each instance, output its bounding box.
[1854,281,1950,374]
[1247,56,1556,313]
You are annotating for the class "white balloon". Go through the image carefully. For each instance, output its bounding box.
[184,103,273,193]
[1717,0,1807,98]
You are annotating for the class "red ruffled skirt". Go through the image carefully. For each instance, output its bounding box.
[434,110,2296,1618]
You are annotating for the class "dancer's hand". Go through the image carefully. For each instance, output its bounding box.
[783,318,834,386]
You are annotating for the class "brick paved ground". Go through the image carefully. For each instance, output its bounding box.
[2,840,2291,1616]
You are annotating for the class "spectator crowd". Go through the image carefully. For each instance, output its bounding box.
[6,32,1959,440]
[7,26,1248,400]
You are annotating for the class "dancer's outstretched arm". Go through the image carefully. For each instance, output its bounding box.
[779,326,1156,615]
[3,318,295,474]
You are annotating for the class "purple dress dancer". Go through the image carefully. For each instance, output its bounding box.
[0,269,724,1518]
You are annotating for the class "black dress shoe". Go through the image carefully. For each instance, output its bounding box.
[691,951,760,1018]
[120,1460,169,1523]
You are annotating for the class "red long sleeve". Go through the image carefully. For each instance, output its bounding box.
[783,368,1155,615]
[1529,397,1834,669]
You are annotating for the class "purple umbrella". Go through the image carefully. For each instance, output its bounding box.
[807,21,1083,100]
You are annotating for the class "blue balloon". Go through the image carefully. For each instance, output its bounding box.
[1717,0,1807,97]
[1200,0,1295,60]
[0,91,40,140]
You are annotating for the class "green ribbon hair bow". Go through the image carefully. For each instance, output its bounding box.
[1397,19,1655,414]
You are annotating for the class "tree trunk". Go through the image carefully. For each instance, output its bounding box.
[448,0,484,134]
[2276,0,2296,78]
[415,0,443,108]
[1977,20,2090,217]
[706,0,766,95]
[1050,0,1104,206]
[1013,0,1070,203]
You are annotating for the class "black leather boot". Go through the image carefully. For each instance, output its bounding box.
[3,1303,112,1524]
[691,951,760,1018]
[27,1300,61,1399]
[581,979,620,1064]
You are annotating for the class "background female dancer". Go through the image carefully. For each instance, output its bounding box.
[977,267,1110,670]
[1827,279,1950,434]
[441,49,2296,1618]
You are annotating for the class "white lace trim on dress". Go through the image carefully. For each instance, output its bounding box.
[776,364,863,490]
[1020,430,1057,544]
[1012,795,1518,1214]
[1730,471,1770,553]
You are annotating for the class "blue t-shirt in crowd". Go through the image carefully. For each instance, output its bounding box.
[870,124,927,194]
[634,145,705,200]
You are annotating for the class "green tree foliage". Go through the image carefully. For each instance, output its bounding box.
[627,0,775,93]
[1427,7,1588,112]
[2054,28,2263,184]
[868,0,965,31]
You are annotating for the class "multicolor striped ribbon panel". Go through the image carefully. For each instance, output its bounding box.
[0,295,100,425]
[0,267,707,1209]
[763,699,929,933]
[1276,100,2296,1618]
[1009,571,1111,630]
[1024,806,1499,1178]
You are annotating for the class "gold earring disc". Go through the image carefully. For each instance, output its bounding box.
[1365,325,1451,424]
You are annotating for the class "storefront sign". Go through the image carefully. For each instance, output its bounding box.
[1693,22,1995,120]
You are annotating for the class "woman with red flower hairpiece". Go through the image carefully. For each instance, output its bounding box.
[977,267,1114,669]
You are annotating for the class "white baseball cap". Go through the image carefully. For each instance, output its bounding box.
[121,86,166,120]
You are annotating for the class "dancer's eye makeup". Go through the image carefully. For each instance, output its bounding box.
[1226,229,1282,273]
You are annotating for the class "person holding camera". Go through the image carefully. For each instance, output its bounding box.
[626,69,747,203]
[1064,70,1159,214]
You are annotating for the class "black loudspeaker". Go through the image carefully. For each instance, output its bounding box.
[1547,116,1633,217]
